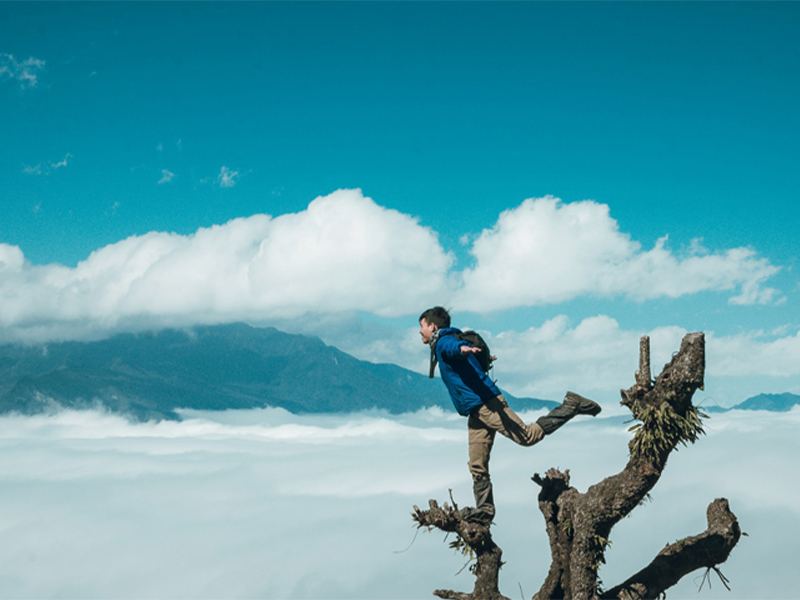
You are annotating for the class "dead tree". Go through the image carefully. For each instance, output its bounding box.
[412,333,741,600]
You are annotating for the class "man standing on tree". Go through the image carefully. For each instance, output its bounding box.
[419,306,601,524]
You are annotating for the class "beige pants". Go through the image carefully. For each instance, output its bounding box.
[467,394,545,481]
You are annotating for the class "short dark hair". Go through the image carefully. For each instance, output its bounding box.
[419,306,451,329]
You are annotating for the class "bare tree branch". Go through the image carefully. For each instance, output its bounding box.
[601,498,741,599]
[412,501,510,600]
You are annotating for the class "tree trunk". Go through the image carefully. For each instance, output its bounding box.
[531,333,708,598]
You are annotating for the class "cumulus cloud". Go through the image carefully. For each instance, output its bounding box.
[454,196,781,310]
[482,316,683,401]
[708,328,800,378]
[158,169,174,184]
[0,53,45,88]
[0,191,786,350]
[0,189,453,343]
[0,244,25,273]
[217,166,239,188]
[317,315,799,409]
[486,319,800,406]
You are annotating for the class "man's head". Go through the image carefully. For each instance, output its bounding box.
[419,306,451,344]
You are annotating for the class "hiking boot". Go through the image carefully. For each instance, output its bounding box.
[459,478,495,525]
[536,391,601,435]
[564,391,602,416]
[459,505,495,526]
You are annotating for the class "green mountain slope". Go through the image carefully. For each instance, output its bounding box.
[734,392,800,412]
[0,323,556,421]
[703,392,800,413]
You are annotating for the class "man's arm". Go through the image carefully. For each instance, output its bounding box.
[438,336,482,359]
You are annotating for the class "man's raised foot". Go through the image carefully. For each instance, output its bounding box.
[564,391,602,416]
[536,392,601,435]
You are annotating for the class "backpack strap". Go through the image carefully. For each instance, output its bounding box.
[428,330,441,379]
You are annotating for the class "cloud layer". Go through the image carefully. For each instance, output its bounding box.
[0,407,796,599]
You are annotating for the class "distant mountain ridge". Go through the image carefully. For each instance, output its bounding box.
[704,392,800,413]
[0,323,557,421]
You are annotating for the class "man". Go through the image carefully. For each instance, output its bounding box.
[419,306,601,524]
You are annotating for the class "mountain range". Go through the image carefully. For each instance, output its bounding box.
[703,392,800,413]
[0,323,557,421]
[1,323,797,422]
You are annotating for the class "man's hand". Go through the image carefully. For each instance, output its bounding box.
[460,345,482,355]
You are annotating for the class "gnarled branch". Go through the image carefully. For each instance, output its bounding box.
[601,498,741,599]
[412,500,510,600]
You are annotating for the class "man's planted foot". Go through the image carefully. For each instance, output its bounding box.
[459,506,494,526]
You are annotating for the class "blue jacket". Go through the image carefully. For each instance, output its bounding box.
[433,328,501,416]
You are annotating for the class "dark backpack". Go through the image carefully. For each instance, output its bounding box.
[429,330,496,378]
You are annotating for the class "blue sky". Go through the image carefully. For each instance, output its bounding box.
[2,2,800,406]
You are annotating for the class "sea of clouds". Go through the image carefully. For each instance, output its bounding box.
[0,405,796,599]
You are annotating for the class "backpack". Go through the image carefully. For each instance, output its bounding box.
[429,330,496,378]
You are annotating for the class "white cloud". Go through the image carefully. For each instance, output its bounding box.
[454,196,781,311]
[158,169,174,184]
[0,191,787,357]
[708,328,800,377]
[0,244,25,273]
[485,319,800,405]
[22,153,72,175]
[316,314,800,409]
[217,166,239,188]
[22,164,42,175]
[424,316,688,405]
[50,153,71,169]
[0,53,45,88]
[0,190,453,342]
